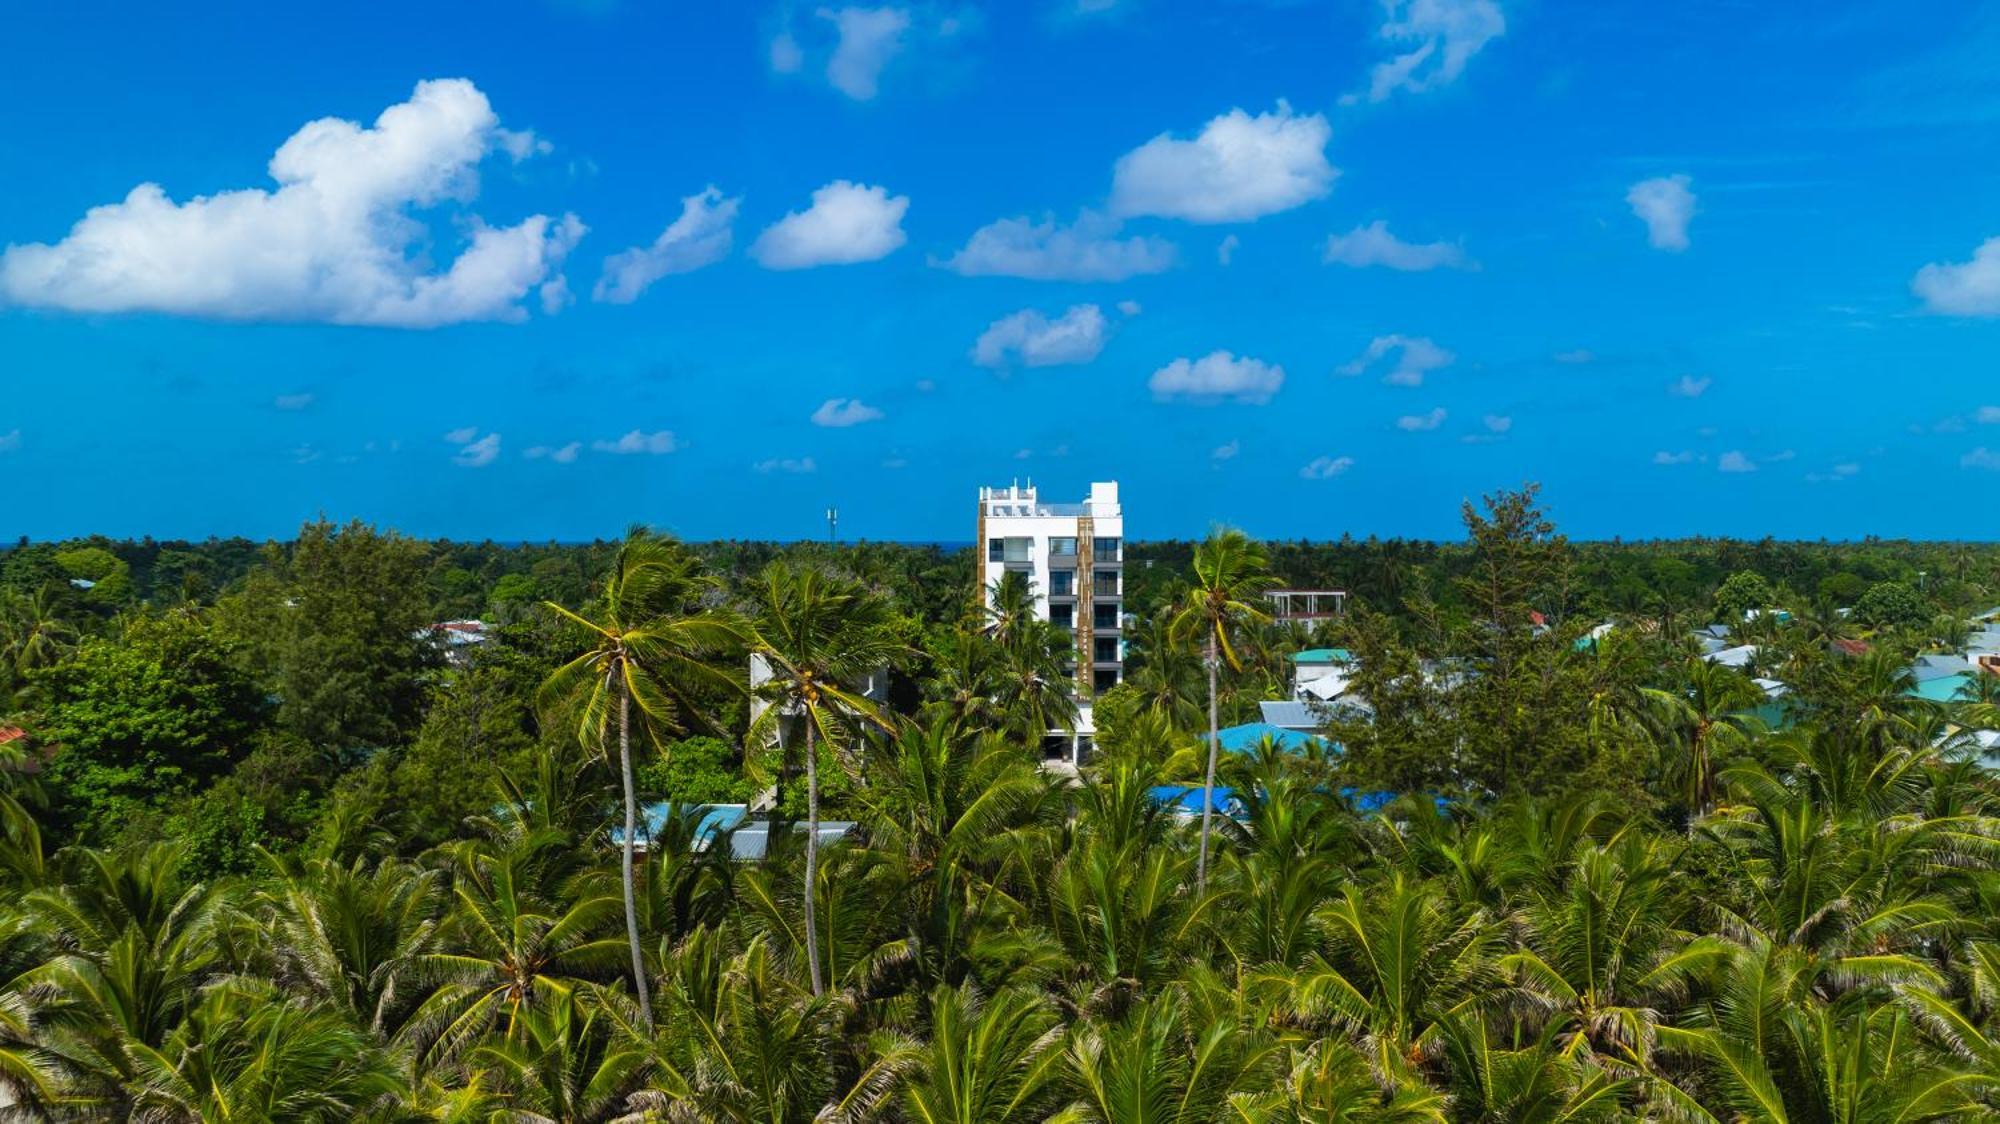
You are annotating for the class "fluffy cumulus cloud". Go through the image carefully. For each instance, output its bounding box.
[755,456,818,474]
[525,442,581,464]
[971,304,1107,368]
[592,430,680,455]
[446,428,501,468]
[1109,103,1335,224]
[1212,439,1241,462]
[0,79,583,327]
[1627,174,1696,252]
[593,187,738,303]
[1322,221,1470,271]
[1300,455,1354,479]
[1396,407,1447,431]
[1667,374,1711,398]
[1717,450,1757,473]
[1964,448,2000,470]
[1148,350,1285,404]
[939,211,1175,281]
[1913,237,2000,316]
[1482,414,1512,433]
[1654,450,1695,466]
[752,181,908,269]
[1339,334,1454,386]
[1362,0,1506,103]
[811,397,885,427]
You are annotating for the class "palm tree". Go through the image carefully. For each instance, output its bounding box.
[537,532,744,1027]
[1167,529,1277,891]
[1642,656,1766,819]
[900,982,1068,1123]
[745,561,901,996]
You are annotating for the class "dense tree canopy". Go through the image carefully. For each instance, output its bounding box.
[1,496,1998,1119]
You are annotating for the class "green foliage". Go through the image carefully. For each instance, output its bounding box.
[1715,569,1777,623]
[35,611,265,837]
[1853,579,1928,630]
[1,508,1999,1120]
[638,735,755,805]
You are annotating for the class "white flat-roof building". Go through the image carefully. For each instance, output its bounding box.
[978,481,1124,760]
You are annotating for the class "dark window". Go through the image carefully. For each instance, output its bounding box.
[1050,569,1075,596]
[1093,668,1119,693]
[987,538,1004,562]
[1050,603,1074,628]
[1093,570,1119,596]
[1093,603,1119,629]
[1093,637,1119,663]
[1093,536,1121,560]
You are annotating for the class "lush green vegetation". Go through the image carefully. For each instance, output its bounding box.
[2,495,1999,1120]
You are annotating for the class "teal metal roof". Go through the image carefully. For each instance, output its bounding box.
[1202,722,1329,752]
[1291,648,1354,665]
[1911,674,1975,703]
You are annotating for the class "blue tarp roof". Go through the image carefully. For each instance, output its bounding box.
[1147,784,1412,816]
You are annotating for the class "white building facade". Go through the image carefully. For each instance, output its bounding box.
[977,481,1124,759]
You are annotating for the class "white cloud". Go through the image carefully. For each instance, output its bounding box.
[538,275,573,314]
[756,456,818,474]
[1117,299,1142,316]
[1717,450,1756,473]
[525,442,581,464]
[1913,237,2000,316]
[817,6,913,100]
[494,127,552,163]
[0,79,582,327]
[1554,348,1596,364]
[1212,439,1241,461]
[1667,374,1711,398]
[1322,221,1470,271]
[1362,0,1506,103]
[972,304,1107,367]
[453,432,501,468]
[0,430,19,453]
[1980,405,2000,423]
[811,397,885,427]
[274,393,315,411]
[752,180,908,269]
[1217,234,1240,265]
[1807,461,1860,483]
[770,30,805,73]
[1396,407,1447,431]
[594,187,738,303]
[1300,455,1354,479]
[1654,450,1695,465]
[938,211,1175,281]
[444,425,481,445]
[593,430,680,455]
[1482,414,1511,433]
[1148,350,1284,404]
[1963,448,2000,471]
[1109,103,1336,224]
[1627,174,1695,252]
[1339,334,1454,386]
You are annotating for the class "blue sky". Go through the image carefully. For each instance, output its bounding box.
[4,1,2000,542]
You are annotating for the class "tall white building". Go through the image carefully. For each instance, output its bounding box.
[977,480,1124,759]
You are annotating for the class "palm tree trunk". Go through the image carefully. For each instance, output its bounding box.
[803,714,824,996]
[1197,630,1220,893]
[618,680,654,1026]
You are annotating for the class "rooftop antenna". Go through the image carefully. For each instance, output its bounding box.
[826,506,839,544]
